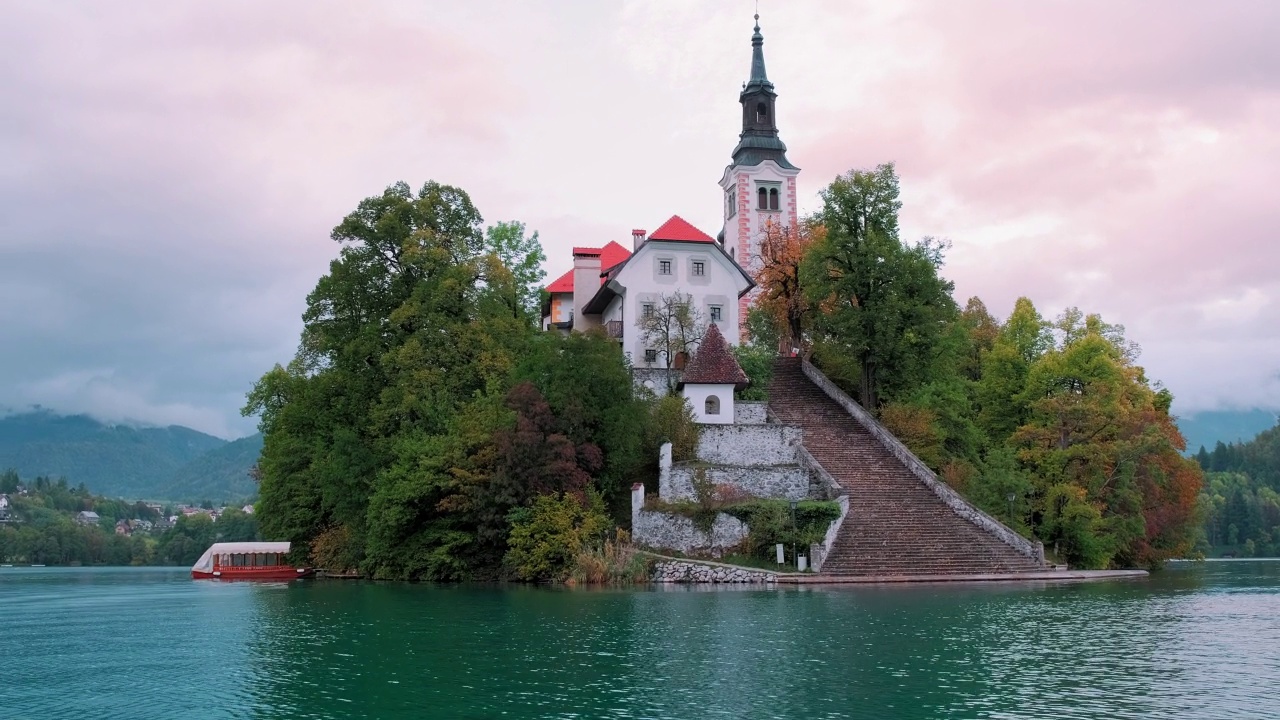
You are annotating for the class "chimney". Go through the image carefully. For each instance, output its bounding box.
[632,228,647,251]
[572,248,602,331]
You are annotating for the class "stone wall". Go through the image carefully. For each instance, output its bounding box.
[809,494,849,573]
[631,368,679,397]
[663,464,811,502]
[631,484,749,554]
[696,424,802,466]
[800,360,1046,567]
[734,402,768,425]
[652,559,777,584]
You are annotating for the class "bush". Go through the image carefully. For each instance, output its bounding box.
[571,529,652,584]
[722,500,842,560]
[645,395,701,462]
[505,490,610,582]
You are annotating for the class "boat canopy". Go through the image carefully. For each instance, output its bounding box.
[192,542,291,573]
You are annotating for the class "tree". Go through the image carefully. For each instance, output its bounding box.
[634,291,707,390]
[976,297,1051,442]
[803,163,958,410]
[754,218,824,350]
[483,221,546,323]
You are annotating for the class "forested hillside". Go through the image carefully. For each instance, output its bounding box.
[1179,409,1279,458]
[1195,423,1280,556]
[0,413,260,502]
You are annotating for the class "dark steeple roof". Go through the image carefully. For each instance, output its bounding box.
[678,323,750,390]
[731,14,796,170]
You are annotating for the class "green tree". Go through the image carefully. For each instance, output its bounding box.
[803,163,958,410]
[484,221,546,322]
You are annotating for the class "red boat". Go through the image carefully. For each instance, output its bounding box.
[191,542,314,580]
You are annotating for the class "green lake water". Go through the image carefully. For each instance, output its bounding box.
[1,562,1277,719]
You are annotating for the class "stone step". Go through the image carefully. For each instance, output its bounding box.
[768,357,1042,577]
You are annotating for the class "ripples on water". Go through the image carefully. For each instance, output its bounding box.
[1,562,1277,719]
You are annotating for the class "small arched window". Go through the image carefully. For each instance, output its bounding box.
[705,396,720,415]
[756,102,768,123]
[769,187,779,211]
[758,187,768,210]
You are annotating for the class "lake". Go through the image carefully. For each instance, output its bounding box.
[2,561,1277,719]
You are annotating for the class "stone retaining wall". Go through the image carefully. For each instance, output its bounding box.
[663,464,811,502]
[696,424,802,466]
[800,360,1046,567]
[734,402,769,425]
[651,559,777,584]
[631,484,749,554]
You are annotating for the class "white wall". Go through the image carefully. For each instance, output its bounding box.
[615,240,748,368]
[683,383,735,424]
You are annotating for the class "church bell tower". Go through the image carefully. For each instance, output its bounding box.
[718,14,800,331]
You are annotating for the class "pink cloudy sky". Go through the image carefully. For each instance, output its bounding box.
[1,0,1277,438]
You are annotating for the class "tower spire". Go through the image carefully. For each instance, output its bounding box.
[749,13,770,87]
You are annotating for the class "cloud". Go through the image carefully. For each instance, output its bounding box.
[1,0,1277,438]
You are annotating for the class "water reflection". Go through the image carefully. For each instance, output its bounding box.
[4,562,1279,719]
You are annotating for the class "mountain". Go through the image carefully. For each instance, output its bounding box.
[1177,409,1279,455]
[164,433,264,503]
[0,411,260,502]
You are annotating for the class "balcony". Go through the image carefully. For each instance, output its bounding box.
[606,320,624,339]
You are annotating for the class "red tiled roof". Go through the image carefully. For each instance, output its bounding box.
[545,241,632,294]
[679,323,749,389]
[649,215,715,243]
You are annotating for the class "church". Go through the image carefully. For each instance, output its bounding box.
[540,16,799,382]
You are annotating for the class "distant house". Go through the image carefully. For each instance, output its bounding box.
[114,520,132,536]
[241,505,254,515]
[153,517,175,532]
[75,510,101,526]
[0,494,9,509]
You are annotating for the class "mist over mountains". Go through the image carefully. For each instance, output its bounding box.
[0,411,262,502]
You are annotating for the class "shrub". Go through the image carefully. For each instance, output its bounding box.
[571,529,652,584]
[722,500,842,560]
[646,395,701,462]
[505,489,610,582]
[310,524,362,572]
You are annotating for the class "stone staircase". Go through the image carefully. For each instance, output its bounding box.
[768,357,1043,577]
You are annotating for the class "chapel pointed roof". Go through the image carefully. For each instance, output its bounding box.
[678,323,749,390]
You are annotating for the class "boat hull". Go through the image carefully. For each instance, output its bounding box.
[191,567,315,580]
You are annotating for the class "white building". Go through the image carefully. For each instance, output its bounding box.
[677,323,750,424]
[577,215,753,369]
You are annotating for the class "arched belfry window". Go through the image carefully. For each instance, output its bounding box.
[758,187,768,210]
[705,396,721,416]
[756,102,768,123]
[769,188,779,211]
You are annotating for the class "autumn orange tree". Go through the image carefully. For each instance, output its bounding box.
[754,218,824,350]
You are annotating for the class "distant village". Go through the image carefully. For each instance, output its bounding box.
[0,485,252,535]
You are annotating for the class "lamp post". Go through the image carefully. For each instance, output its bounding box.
[1006,492,1017,524]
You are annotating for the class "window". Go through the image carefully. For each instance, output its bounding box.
[726,188,736,218]
[642,303,654,318]
[756,102,768,123]
[758,187,768,210]
[644,349,657,364]
[769,187,779,211]
[659,260,672,275]
[692,261,705,276]
[705,396,720,415]
[709,305,722,323]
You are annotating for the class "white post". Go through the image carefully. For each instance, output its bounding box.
[631,483,645,527]
[658,442,673,496]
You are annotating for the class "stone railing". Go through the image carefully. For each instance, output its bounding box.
[800,360,1046,567]
[797,445,842,500]
[809,494,849,573]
